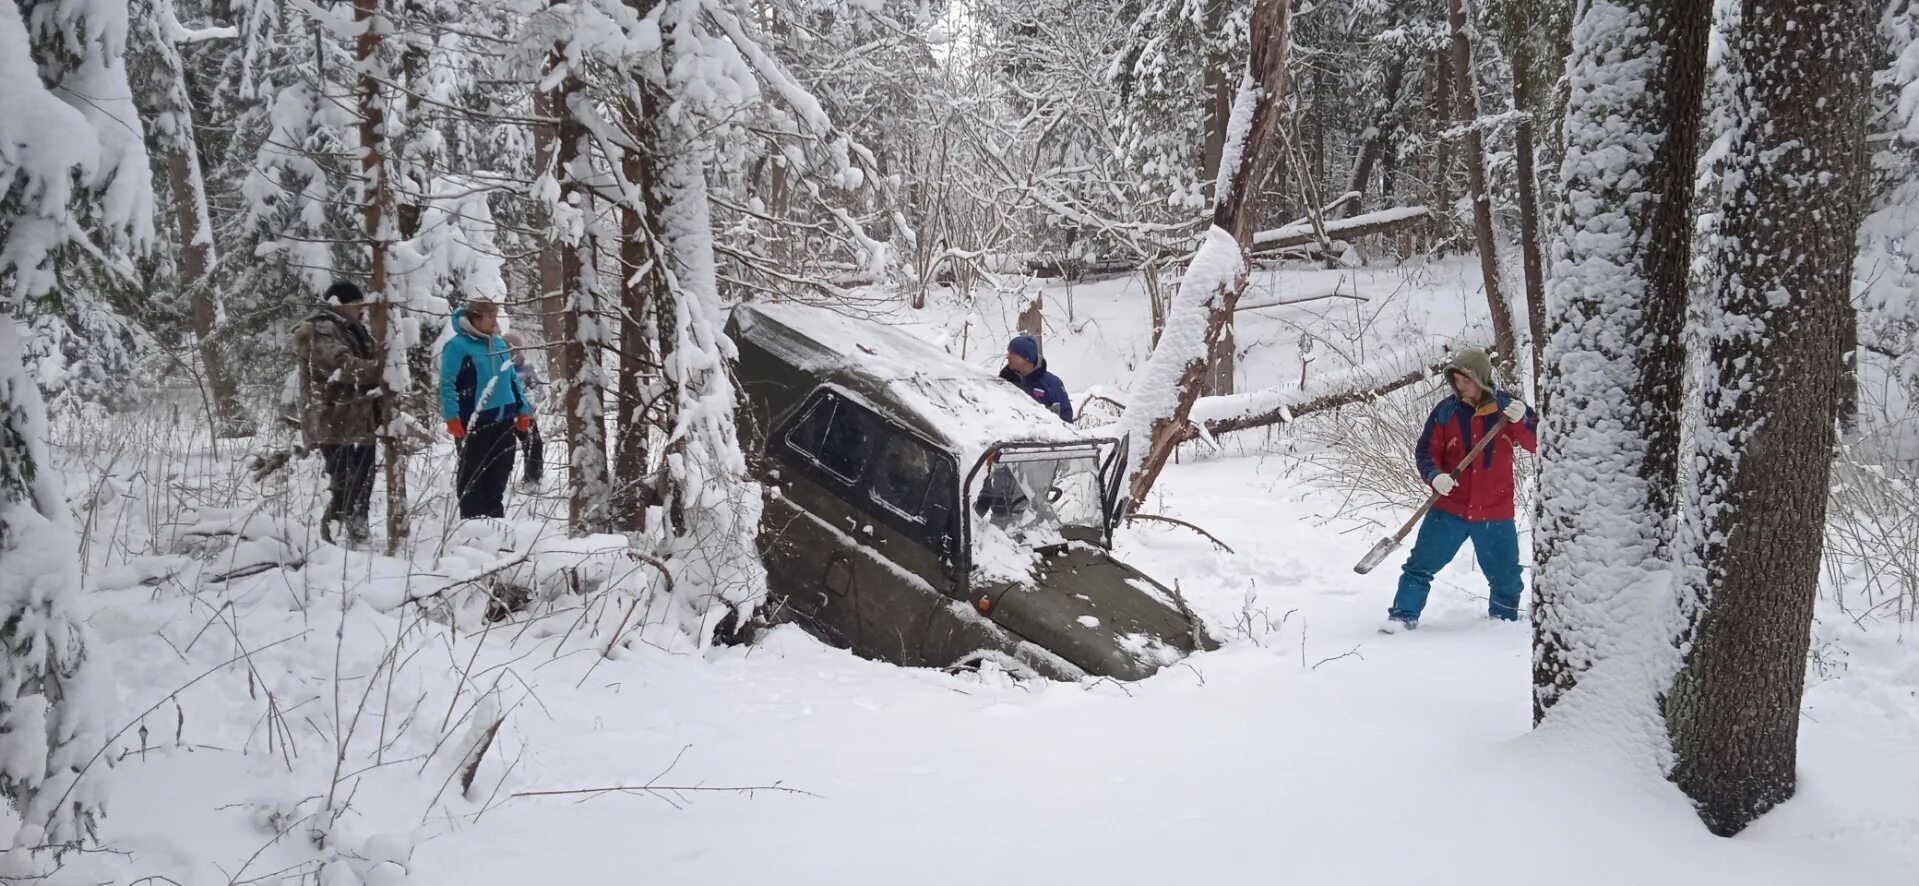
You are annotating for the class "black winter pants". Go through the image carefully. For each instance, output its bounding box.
[321,444,376,533]
[457,412,518,519]
[518,416,544,485]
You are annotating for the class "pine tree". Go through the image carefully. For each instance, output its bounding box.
[215,0,365,378]
[1,0,151,848]
[128,0,249,435]
[12,0,157,409]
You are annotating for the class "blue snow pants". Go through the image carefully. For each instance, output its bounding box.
[1389,509,1523,621]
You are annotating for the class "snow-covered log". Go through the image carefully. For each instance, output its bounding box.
[1180,341,1456,443]
[1247,205,1431,255]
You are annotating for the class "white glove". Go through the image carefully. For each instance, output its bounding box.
[1502,399,1528,423]
[1431,474,1457,496]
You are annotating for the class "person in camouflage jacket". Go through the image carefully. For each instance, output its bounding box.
[290,282,383,544]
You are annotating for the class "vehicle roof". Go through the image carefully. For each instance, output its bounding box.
[729,301,1090,463]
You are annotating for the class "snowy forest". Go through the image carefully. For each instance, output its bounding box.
[3,0,1917,880]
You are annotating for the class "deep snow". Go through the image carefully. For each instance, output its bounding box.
[21,261,1919,884]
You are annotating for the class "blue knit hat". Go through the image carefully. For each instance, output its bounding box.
[1008,335,1040,364]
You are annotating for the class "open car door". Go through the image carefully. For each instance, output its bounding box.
[1098,435,1128,548]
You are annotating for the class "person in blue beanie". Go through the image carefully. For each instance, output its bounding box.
[999,334,1073,422]
[439,300,531,519]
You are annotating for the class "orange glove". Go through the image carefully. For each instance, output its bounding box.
[447,418,466,438]
[515,414,531,433]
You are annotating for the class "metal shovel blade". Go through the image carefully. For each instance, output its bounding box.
[1353,536,1401,575]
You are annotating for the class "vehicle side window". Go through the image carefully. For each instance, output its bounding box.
[783,392,875,483]
[870,434,958,552]
[872,434,940,519]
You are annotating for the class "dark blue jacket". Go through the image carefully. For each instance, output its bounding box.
[1000,360,1073,422]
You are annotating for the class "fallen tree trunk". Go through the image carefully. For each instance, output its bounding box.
[1249,206,1432,256]
[1024,257,1141,279]
[1178,342,1464,443]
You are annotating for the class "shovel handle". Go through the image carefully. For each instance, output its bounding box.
[1373,414,1512,552]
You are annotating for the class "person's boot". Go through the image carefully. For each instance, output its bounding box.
[1379,613,1419,634]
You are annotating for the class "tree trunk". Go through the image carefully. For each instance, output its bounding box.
[612,89,669,532]
[1430,49,1454,250]
[1346,58,1406,218]
[1121,0,1292,505]
[1532,0,1711,723]
[1204,322,1234,397]
[1669,0,1873,837]
[557,77,610,534]
[354,0,406,553]
[1511,61,1548,402]
[1199,0,1233,203]
[169,150,244,437]
[1145,258,1167,347]
[142,7,245,437]
[1448,0,1520,389]
[533,65,570,385]
[1308,67,1325,196]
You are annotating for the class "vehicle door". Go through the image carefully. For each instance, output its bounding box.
[1098,436,1128,547]
[762,389,878,650]
[858,428,963,667]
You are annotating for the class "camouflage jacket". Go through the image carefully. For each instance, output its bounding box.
[290,308,382,446]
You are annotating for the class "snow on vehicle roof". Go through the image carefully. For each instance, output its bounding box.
[731,301,1088,459]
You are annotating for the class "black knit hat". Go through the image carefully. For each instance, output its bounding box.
[325,281,365,304]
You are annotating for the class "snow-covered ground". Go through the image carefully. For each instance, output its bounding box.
[26,261,1919,884]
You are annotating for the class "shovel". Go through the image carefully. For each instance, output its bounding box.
[1353,415,1510,575]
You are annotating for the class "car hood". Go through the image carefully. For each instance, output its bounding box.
[982,544,1218,680]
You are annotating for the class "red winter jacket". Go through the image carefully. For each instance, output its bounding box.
[1415,392,1539,522]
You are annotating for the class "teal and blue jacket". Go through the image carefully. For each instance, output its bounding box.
[439,306,531,423]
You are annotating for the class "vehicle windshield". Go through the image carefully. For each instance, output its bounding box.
[969,443,1109,548]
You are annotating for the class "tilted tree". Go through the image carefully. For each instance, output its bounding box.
[1114,0,1292,505]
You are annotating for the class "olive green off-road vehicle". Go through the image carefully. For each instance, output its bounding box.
[727,302,1217,680]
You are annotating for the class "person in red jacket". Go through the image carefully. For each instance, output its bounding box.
[1382,347,1539,633]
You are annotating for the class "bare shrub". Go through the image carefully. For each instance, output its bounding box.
[1823,354,1919,628]
[1286,382,1441,526]
[1826,455,1919,626]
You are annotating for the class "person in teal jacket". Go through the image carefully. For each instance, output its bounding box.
[439,300,531,518]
